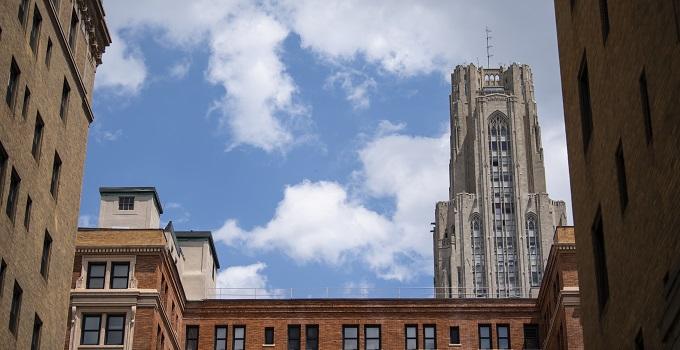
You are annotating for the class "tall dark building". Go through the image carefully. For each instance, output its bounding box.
[554,0,680,348]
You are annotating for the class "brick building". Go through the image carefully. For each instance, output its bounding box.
[0,0,110,348]
[554,0,680,348]
[66,188,582,349]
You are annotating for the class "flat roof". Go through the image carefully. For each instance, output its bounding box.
[99,186,164,214]
[175,230,221,269]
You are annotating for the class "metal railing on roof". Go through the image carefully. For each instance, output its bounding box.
[207,287,527,299]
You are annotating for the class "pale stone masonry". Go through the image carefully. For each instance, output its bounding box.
[0,0,109,348]
[434,63,567,298]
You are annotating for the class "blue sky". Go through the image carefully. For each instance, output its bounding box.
[80,0,572,295]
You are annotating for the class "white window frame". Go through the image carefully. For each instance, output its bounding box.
[73,309,132,349]
[78,256,136,290]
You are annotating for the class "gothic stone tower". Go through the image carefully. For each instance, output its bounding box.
[433,63,567,298]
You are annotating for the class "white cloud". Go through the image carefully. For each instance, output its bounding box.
[214,125,449,281]
[325,70,377,110]
[78,215,94,227]
[168,59,191,79]
[95,32,146,94]
[542,122,573,222]
[215,262,283,298]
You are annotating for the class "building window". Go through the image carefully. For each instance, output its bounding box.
[50,152,61,198]
[471,216,487,297]
[343,325,359,350]
[31,113,44,160]
[68,8,78,50]
[31,314,42,350]
[488,113,520,297]
[86,262,106,289]
[639,69,653,144]
[526,215,542,287]
[59,79,70,121]
[9,281,22,335]
[450,326,460,344]
[497,324,510,349]
[40,231,52,278]
[110,262,130,289]
[306,325,319,350]
[45,38,52,67]
[18,0,29,25]
[592,208,609,312]
[0,259,6,297]
[215,326,227,350]
[233,326,245,350]
[81,314,101,345]
[578,53,593,152]
[635,328,644,350]
[424,325,436,350]
[21,86,30,119]
[6,168,21,222]
[185,325,199,350]
[5,58,20,109]
[0,143,7,198]
[263,327,274,345]
[365,325,381,350]
[479,324,492,349]
[523,324,539,349]
[105,314,125,345]
[29,6,42,54]
[615,141,628,212]
[405,325,418,350]
[118,196,134,210]
[599,0,610,43]
[288,325,301,350]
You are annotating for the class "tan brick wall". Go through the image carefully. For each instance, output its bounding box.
[0,1,108,348]
[555,0,680,348]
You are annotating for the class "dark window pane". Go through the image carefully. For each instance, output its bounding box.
[288,325,300,350]
[110,262,129,289]
[31,114,44,159]
[639,70,653,144]
[450,326,460,344]
[6,168,21,221]
[29,6,42,54]
[264,327,274,345]
[616,141,628,212]
[87,263,106,289]
[305,325,318,350]
[578,53,593,152]
[5,59,20,108]
[50,152,61,198]
[81,314,101,345]
[31,314,42,350]
[59,79,70,120]
[40,231,52,278]
[68,9,78,50]
[592,208,609,312]
[21,86,30,118]
[9,282,23,335]
[105,315,125,345]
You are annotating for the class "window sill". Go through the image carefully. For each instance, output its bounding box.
[262,344,275,347]
[448,344,462,347]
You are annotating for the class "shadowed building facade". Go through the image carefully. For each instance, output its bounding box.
[0,0,109,348]
[554,0,680,348]
[434,63,567,299]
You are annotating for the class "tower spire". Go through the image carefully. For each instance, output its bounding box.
[485,26,494,68]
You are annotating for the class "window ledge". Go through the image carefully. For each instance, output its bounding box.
[262,344,275,347]
[448,344,462,347]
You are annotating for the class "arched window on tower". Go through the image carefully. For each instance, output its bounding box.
[526,215,542,287]
[471,216,487,297]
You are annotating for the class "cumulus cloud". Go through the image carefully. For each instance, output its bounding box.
[215,262,283,298]
[168,59,191,79]
[214,125,449,281]
[325,70,377,110]
[95,32,146,94]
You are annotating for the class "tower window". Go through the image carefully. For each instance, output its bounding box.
[59,79,70,121]
[68,8,79,50]
[21,86,30,119]
[39,231,52,278]
[592,208,609,312]
[5,58,21,109]
[639,69,653,144]
[9,281,23,336]
[615,141,628,212]
[118,196,134,210]
[578,53,593,152]
[6,168,21,222]
[599,0,610,43]
[31,113,44,160]
[29,6,42,54]
[50,152,61,199]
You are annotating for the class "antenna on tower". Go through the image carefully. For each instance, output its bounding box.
[485,26,494,68]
